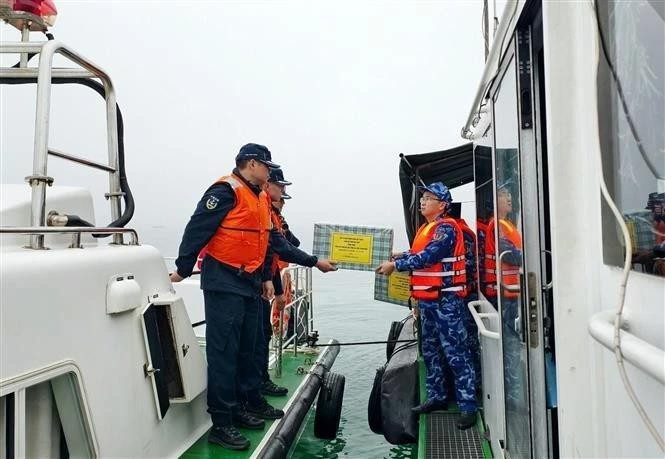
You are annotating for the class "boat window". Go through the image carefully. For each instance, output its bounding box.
[474,126,494,298]
[597,0,665,277]
[2,373,95,458]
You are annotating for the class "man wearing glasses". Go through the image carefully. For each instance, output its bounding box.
[376,182,477,430]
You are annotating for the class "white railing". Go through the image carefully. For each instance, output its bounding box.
[588,310,665,385]
[468,300,501,340]
[274,265,313,377]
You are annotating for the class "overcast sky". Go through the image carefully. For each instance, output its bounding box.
[1,1,491,254]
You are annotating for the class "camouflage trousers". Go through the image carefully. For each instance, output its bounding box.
[464,293,482,393]
[420,295,477,413]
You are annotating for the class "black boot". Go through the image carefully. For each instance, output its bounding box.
[208,425,250,450]
[245,397,285,420]
[232,409,265,430]
[411,399,448,414]
[456,411,477,430]
[261,379,288,396]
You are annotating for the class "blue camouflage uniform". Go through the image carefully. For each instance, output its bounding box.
[394,223,477,414]
[460,223,481,393]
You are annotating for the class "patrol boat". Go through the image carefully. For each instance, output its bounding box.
[0,2,343,457]
[370,1,664,458]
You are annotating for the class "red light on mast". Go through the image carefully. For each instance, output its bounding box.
[1,0,58,30]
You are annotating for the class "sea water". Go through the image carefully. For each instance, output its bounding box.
[291,270,417,459]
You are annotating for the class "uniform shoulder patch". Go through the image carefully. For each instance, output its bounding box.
[206,195,220,210]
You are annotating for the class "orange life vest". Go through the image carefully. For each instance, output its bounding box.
[484,218,522,298]
[456,218,478,294]
[410,217,467,300]
[205,174,271,274]
[267,198,291,272]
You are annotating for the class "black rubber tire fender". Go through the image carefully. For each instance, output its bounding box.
[367,365,385,434]
[386,320,405,361]
[314,372,346,440]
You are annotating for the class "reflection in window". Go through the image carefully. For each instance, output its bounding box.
[598,0,665,276]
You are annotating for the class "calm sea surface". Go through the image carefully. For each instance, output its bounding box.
[291,270,416,459]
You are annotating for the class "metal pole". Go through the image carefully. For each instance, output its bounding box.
[103,82,123,245]
[28,40,57,249]
[294,268,300,356]
[20,24,29,68]
[276,310,283,378]
[308,268,314,333]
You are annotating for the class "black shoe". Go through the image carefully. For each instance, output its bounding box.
[245,397,284,420]
[261,379,288,396]
[208,425,250,450]
[411,399,448,414]
[232,410,265,430]
[456,411,477,430]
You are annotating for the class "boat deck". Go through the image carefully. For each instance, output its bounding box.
[417,358,493,459]
[181,350,314,459]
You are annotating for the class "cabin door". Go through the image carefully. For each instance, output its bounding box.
[489,11,552,458]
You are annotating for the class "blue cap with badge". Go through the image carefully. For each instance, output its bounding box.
[236,143,280,168]
[269,167,292,186]
[418,181,452,204]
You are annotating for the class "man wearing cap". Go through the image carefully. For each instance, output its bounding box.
[376,182,477,430]
[254,167,297,398]
[170,144,336,450]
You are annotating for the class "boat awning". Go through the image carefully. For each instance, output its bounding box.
[398,143,474,243]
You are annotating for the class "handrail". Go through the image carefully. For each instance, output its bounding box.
[275,266,313,377]
[0,226,139,246]
[49,148,116,173]
[0,40,121,248]
[468,300,501,340]
[588,310,665,385]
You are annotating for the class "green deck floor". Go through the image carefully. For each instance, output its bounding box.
[181,350,315,459]
[416,357,493,459]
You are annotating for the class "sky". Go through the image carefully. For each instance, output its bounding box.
[1,0,491,255]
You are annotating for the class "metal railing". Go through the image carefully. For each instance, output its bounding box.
[274,266,314,378]
[1,40,122,248]
[0,227,139,247]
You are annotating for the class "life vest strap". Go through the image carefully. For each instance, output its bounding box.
[441,255,466,262]
[219,225,264,233]
[411,285,466,292]
[412,269,466,277]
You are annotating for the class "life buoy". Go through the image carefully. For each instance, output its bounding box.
[271,270,293,338]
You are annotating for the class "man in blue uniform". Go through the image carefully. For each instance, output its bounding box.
[376,182,477,430]
[170,144,336,451]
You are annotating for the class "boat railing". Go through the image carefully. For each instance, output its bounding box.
[0,226,139,247]
[274,265,314,377]
[0,40,123,248]
[588,310,665,385]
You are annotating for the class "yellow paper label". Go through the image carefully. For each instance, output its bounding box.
[330,233,373,264]
[388,272,411,301]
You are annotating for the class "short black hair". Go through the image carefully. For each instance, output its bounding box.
[236,158,251,169]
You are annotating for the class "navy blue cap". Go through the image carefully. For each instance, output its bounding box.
[269,167,292,186]
[236,143,280,168]
[418,182,452,204]
[646,192,664,210]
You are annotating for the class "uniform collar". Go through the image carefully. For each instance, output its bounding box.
[232,168,263,196]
